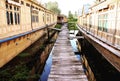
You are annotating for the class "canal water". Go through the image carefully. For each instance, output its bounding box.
[39,30,120,81]
[69,30,81,60]
[39,30,81,81]
[38,48,53,81]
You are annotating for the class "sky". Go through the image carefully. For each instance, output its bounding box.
[37,0,95,16]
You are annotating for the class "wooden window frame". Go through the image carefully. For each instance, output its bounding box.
[32,9,39,23]
[6,3,20,25]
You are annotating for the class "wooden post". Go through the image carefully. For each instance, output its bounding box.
[112,0,118,45]
[30,4,33,30]
[47,27,50,40]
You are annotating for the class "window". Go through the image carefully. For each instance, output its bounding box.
[89,16,92,28]
[6,11,10,24]
[83,17,87,26]
[43,14,45,22]
[10,12,13,24]
[50,15,51,23]
[14,13,17,24]
[10,5,12,9]
[53,15,54,22]
[103,14,108,32]
[98,14,108,32]
[47,14,50,22]
[13,0,19,3]
[6,2,20,25]
[36,16,38,22]
[32,9,39,23]
[14,6,20,25]
[6,4,8,9]
[21,1,24,5]
[26,3,30,7]
[18,13,20,24]
[98,15,102,30]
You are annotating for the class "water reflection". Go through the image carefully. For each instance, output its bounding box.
[38,48,53,81]
[70,39,78,52]
[69,30,81,60]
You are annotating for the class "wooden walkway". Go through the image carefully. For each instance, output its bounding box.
[48,24,88,81]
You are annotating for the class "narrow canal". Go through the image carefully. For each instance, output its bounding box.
[38,48,53,81]
[81,41,120,81]
[77,30,120,81]
[39,30,81,81]
[1,27,119,81]
[0,28,58,81]
[69,30,81,60]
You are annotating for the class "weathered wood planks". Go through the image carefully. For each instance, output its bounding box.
[48,24,88,81]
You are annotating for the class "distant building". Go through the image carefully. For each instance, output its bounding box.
[57,15,68,24]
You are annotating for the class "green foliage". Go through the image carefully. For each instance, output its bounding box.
[68,10,78,31]
[0,65,29,81]
[0,64,40,81]
[68,18,77,22]
[68,12,78,30]
[68,11,73,19]
[74,11,78,18]
[18,53,30,58]
[39,45,46,50]
[55,24,62,29]
[68,11,78,20]
[0,69,11,80]
[45,1,61,14]
[12,65,29,81]
[29,74,40,79]
[68,22,78,30]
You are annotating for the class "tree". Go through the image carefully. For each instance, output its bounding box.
[74,11,78,18]
[68,11,77,22]
[45,1,61,14]
[68,11,73,19]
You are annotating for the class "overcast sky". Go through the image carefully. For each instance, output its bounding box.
[37,0,95,16]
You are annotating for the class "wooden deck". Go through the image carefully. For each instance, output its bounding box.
[48,24,88,81]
